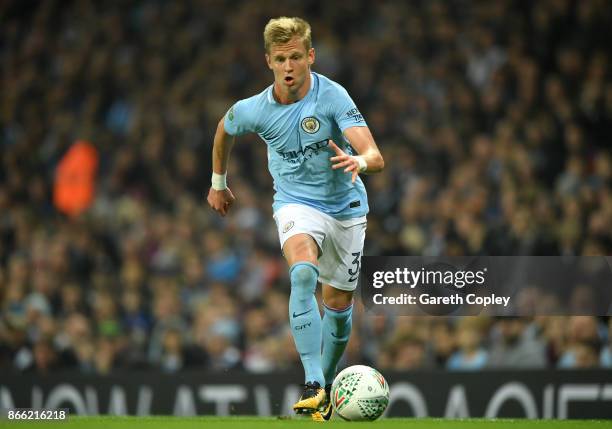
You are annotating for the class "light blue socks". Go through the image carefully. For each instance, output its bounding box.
[289,262,324,386]
[321,301,353,386]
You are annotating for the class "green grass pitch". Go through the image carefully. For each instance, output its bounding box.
[1,416,611,429]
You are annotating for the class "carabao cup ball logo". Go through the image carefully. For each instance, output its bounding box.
[301,117,320,134]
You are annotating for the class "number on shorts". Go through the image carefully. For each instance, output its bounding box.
[348,251,361,282]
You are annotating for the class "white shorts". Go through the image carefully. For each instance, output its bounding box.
[273,204,367,291]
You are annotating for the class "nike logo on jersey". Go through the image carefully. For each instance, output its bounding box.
[292,308,313,318]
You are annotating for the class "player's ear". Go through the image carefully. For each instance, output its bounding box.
[265,53,273,70]
[308,48,315,66]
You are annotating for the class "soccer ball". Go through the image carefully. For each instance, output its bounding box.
[330,365,390,421]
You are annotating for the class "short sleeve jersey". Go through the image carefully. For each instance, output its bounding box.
[224,72,369,220]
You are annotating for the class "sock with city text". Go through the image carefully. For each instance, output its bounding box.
[288,262,324,386]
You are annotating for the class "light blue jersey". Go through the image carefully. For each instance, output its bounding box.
[224,72,369,220]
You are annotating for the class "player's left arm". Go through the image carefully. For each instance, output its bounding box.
[329,126,384,183]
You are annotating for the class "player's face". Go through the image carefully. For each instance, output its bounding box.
[266,36,315,101]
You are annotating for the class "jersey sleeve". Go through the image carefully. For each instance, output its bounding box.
[329,84,368,132]
[223,98,257,136]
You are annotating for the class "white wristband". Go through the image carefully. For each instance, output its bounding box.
[355,156,367,173]
[211,172,227,190]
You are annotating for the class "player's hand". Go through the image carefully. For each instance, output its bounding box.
[207,187,236,217]
[329,139,360,183]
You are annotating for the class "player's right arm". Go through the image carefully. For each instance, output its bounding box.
[207,98,257,216]
[207,118,236,217]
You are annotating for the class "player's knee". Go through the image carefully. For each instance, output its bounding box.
[323,288,353,310]
[290,262,319,297]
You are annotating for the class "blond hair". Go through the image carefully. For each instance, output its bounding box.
[263,17,312,53]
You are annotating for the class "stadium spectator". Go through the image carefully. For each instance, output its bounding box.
[557,316,604,368]
[487,318,547,368]
[446,318,489,371]
[389,333,429,370]
[158,327,207,373]
[430,320,456,367]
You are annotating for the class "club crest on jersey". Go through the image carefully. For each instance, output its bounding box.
[282,221,295,233]
[301,117,320,134]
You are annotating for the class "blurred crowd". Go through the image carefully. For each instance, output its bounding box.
[1,0,611,374]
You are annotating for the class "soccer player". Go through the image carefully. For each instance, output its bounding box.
[207,17,384,421]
